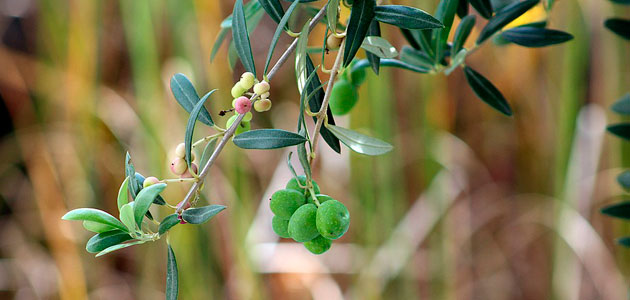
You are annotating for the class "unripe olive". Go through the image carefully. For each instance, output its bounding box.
[270,189,305,219]
[170,157,188,175]
[329,79,358,116]
[253,80,270,95]
[254,99,272,112]
[286,175,320,198]
[242,111,253,122]
[303,235,332,254]
[234,96,252,114]
[348,65,366,86]
[240,72,255,90]
[308,194,334,205]
[272,216,290,238]
[260,92,270,99]
[235,120,251,135]
[231,83,246,98]
[143,176,160,188]
[288,203,319,242]
[175,142,186,158]
[326,34,343,49]
[316,200,350,240]
[181,163,198,178]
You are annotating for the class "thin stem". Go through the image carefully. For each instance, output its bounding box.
[309,36,346,162]
[176,5,328,214]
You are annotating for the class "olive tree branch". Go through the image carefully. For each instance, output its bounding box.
[176,5,328,213]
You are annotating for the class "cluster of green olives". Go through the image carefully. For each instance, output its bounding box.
[270,175,350,254]
[329,61,366,116]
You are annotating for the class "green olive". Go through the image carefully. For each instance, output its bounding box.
[328,79,358,116]
[272,216,290,238]
[316,200,350,240]
[288,204,319,242]
[286,175,320,199]
[348,65,366,86]
[270,189,305,220]
[303,235,332,255]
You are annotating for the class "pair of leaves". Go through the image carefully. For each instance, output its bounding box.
[170,74,214,126]
[233,129,308,149]
[477,0,539,44]
[500,27,573,47]
[463,66,513,116]
[233,0,257,76]
[184,90,218,167]
[325,124,393,156]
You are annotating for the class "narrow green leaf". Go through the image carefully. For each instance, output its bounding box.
[361,36,398,59]
[617,237,630,247]
[133,183,167,227]
[457,0,469,18]
[617,170,630,190]
[170,74,214,126]
[62,208,128,232]
[259,0,285,24]
[211,28,229,62]
[366,20,382,74]
[344,0,376,66]
[96,240,146,257]
[601,202,630,220]
[610,0,630,4]
[117,176,130,211]
[233,129,308,149]
[119,203,137,233]
[287,152,300,180]
[125,152,140,200]
[305,57,341,153]
[181,205,227,224]
[232,0,257,76]
[432,0,459,64]
[608,123,630,140]
[463,66,513,116]
[476,0,539,44]
[470,0,493,19]
[86,230,133,253]
[326,124,393,155]
[199,137,218,169]
[185,90,218,167]
[166,244,178,300]
[355,58,431,73]
[612,93,630,115]
[374,5,443,30]
[400,28,422,50]
[295,21,311,95]
[400,46,435,69]
[416,29,435,59]
[604,18,630,40]
[159,214,180,235]
[297,128,312,178]
[264,0,300,75]
[327,0,340,34]
[221,0,263,28]
[298,65,321,132]
[83,221,116,233]
[500,27,573,47]
[452,15,476,54]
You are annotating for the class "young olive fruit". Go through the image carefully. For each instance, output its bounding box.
[234,96,252,114]
[254,99,272,112]
[270,189,305,219]
[347,65,366,86]
[143,176,160,188]
[181,163,198,178]
[329,79,358,116]
[326,34,343,49]
[303,235,332,255]
[175,142,186,158]
[288,203,319,242]
[253,80,270,95]
[231,83,246,98]
[316,200,350,240]
[240,72,255,90]
[242,112,253,122]
[272,216,291,238]
[236,120,250,135]
[260,92,270,99]
[286,175,320,198]
[170,157,188,175]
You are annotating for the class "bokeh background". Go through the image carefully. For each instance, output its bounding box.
[1,0,629,299]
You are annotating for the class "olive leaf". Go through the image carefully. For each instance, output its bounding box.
[612,93,630,115]
[264,0,300,75]
[366,20,382,74]
[62,208,128,232]
[220,0,262,28]
[158,214,180,235]
[400,46,435,69]
[325,124,393,156]
[170,74,214,127]
[327,0,340,34]
[476,0,539,44]
[604,18,630,40]
[374,5,443,30]
[166,244,178,300]
[83,221,117,233]
[119,203,137,233]
[353,58,431,73]
[608,123,630,140]
[305,56,341,153]
[297,127,312,178]
[199,137,218,169]
[185,90,217,167]
[86,230,133,253]
[133,183,167,227]
[452,15,476,54]
[500,27,573,47]
[457,0,469,18]
[617,237,630,247]
[470,0,493,19]
[617,170,630,190]
[259,0,285,24]
[125,152,140,200]
[361,36,398,59]
[117,176,130,211]
[601,202,630,220]
[344,0,376,67]
[295,20,311,95]
[95,240,146,257]
[432,0,459,64]
[232,0,257,76]
[181,205,227,224]
[463,66,513,116]
[233,129,308,149]
[400,28,422,50]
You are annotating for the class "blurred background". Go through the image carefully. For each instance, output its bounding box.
[0,0,629,299]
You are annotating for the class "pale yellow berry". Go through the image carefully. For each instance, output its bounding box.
[232,98,237,108]
[254,99,272,112]
[175,143,186,158]
[260,92,270,99]
[327,34,343,49]
[242,112,253,122]
[240,72,255,90]
[143,176,160,188]
[253,81,270,95]
[231,83,246,98]
[170,157,187,175]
